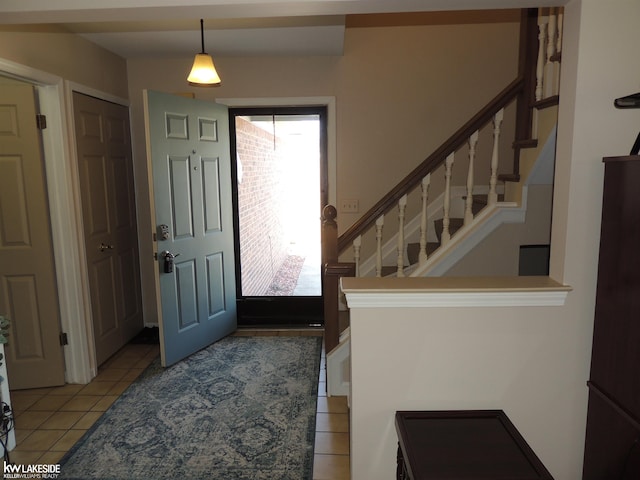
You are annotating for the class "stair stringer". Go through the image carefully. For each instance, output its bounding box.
[407,195,528,277]
[326,327,350,399]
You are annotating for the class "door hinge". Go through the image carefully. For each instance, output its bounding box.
[36,114,47,130]
[60,332,69,346]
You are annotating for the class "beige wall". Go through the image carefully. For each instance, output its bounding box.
[127,18,520,323]
[127,21,519,231]
[336,22,519,228]
[0,25,128,99]
[445,184,553,276]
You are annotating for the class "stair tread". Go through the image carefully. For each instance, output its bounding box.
[498,173,520,182]
[470,194,505,213]
[533,95,559,109]
[513,139,539,149]
[380,265,397,276]
[434,217,463,243]
[406,241,440,265]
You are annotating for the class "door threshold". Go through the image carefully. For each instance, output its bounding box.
[232,327,323,337]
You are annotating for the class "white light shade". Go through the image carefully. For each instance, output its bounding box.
[187,53,221,86]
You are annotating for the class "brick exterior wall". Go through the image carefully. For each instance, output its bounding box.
[236,117,291,296]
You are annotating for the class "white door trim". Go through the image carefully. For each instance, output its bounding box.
[217,96,337,207]
[66,81,129,108]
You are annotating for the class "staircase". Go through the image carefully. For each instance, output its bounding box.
[378,192,503,277]
[323,7,564,398]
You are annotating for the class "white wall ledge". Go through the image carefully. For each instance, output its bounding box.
[341,276,571,308]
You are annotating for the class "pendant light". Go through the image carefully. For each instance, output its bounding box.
[187,19,221,87]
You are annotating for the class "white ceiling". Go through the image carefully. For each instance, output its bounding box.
[65,19,348,58]
[0,0,566,58]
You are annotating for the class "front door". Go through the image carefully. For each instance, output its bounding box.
[145,90,236,367]
[73,92,144,366]
[0,82,65,389]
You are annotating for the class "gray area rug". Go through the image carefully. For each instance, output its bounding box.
[59,335,322,480]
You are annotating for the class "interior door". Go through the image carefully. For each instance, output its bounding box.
[73,92,144,366]
[144,90,236,367]
[0,82,65,389]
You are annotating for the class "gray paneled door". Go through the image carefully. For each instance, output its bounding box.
[74,92,143,366]
[0,83,65,389]
[144,90,236,367]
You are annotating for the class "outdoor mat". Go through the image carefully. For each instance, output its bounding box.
[58,335,323,480]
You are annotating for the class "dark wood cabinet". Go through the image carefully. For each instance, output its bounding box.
[583,156,640,480]
[395,410,553,479]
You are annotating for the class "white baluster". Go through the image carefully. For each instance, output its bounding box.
[441,153,454,246]
[554,10,563,96]
[396,194,407,277]
[556,10,563,56]
[536,15,548,102]
[544,10,557,99]
[488,109,504,205]
[464,131,479,226]
[375,215,384,277]
[419,174,431,265]
[353,235,362,277]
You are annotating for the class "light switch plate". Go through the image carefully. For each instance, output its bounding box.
[341,198,359,213]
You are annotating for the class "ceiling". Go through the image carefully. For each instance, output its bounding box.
[62,17,348,58]
[0,0,565,59]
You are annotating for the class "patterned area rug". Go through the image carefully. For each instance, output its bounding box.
[59,336,322,480]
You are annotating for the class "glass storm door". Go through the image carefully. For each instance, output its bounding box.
[229,107,327,327]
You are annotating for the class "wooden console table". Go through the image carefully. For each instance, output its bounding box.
[395,410,553,479]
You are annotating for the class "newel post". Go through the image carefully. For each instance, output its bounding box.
[321,204,338,264]
[321,205,354,355]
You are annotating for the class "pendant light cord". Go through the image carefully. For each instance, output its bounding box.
[200,19,206,54]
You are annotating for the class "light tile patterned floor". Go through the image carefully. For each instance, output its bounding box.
[8,332,350,479]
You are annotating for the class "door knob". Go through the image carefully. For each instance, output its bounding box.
[99,243,114,252]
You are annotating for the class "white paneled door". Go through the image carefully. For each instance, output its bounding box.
[144,90,237,367]
[0,83,65,389]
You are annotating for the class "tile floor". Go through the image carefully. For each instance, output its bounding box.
[8,332,350,479]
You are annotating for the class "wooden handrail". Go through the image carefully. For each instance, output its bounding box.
[337,75,525,254]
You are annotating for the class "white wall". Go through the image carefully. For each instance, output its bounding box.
[346,1,640,479]
[348,298,579,480]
